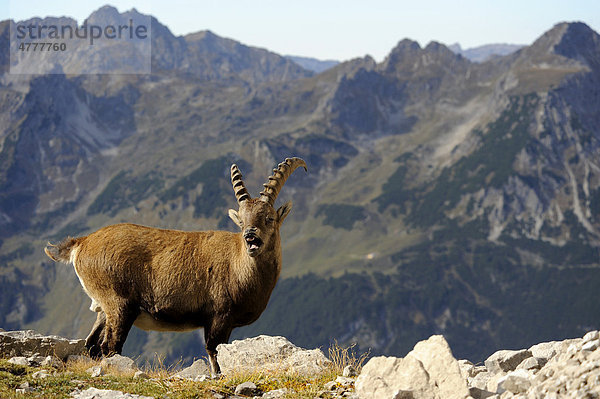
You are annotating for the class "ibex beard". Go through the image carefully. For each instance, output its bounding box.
[44,157,307,377]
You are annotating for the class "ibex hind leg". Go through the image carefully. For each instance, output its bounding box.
[101,302,140,356]
[85,311,106,359]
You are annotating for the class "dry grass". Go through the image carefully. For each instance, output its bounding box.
[328,340,370,376]
[0,340,369,398]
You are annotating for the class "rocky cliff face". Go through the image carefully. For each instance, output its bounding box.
[0,11,598,365]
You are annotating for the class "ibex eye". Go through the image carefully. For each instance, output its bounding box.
[266,217,274,224]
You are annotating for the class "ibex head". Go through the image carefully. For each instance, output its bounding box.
[228,157,307,257]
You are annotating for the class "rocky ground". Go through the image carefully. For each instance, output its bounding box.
[0,328,599,398]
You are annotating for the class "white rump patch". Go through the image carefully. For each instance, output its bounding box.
[70,244,102,313]
[69,245,81,264]
[89,299,102,312]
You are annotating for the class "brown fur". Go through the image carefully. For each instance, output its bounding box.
[44,159,305,376]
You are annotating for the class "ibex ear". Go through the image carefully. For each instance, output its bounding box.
[228,209,243,228]
[276,201,293,224]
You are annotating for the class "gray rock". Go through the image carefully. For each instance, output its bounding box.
[581,339,599,352]
[468,387,496,399]
[134,370,150,380]
[0,330,85,361]
[32,370,52,379]
[262,388,290,398]
[356,355,430,399]
[470,371,492,390]
[356,335,469,399]
[516,356,545,371]
[407,335,470,399]
[41,355,64,369]
[582,330,599,343]
[343,364,358,377]
[70,387,155,398]
[528,338,582,363]
[17,381,35,394]
[216,335,331,376]
[458,359,475,379]
[173,359,211,380]
[8,356,29,366]
[100,354,138,373]
[27,354,47,366]
[484,349,532,374]
[335,376,355,388]
[87,365,104,377]
[234,381,261,396]
[496,369,533,394]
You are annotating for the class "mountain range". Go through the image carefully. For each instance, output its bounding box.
[0,6,599,365]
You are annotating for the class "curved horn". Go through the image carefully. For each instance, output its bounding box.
[259,157,307,206]
[231,164,251,203]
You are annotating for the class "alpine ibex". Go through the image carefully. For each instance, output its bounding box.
[44,157,307,376]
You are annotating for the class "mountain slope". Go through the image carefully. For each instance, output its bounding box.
[0,14,598,365]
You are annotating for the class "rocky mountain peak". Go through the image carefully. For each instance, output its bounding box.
[84,5,121,25]
[380,38,468,76]
[552,22,600,69]
[526,22,600,68]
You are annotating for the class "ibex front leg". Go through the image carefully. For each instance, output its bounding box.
[204,317,232,378]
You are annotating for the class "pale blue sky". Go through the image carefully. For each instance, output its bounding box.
[2,0,599,61]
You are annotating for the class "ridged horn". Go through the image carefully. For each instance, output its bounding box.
[259,157,307,206]
[231,164,251,204]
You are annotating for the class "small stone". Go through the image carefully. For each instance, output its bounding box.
[8,356,29,366]
[458,359,475,378]
[70,387,154,399]
[87,365,104,377]
[528,342,560,362]
[100,354,138,373]
[16,382,35,394]
[133,370,150,380]
[485,349,532,374]
[262,388,290,399]
[32,370,51,379]
[471,371,492,390]
[497,369,533,394]
[583,331,599,343]
[469,387,497,399]
[324,381,338,391]
[516,356,544,371]
[173,359,211,380]
[343,365,358,377]
[27,354,47,366]
[581,339,599,352]
[41,355,64,369]
[335,376,354,388]
[234,381,261,396]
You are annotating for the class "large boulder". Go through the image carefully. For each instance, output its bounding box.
[356,335,470,399]
[216,335,331,375]
[0,330,85,361]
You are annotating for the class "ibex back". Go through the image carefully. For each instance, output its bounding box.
[44,157,307,376]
